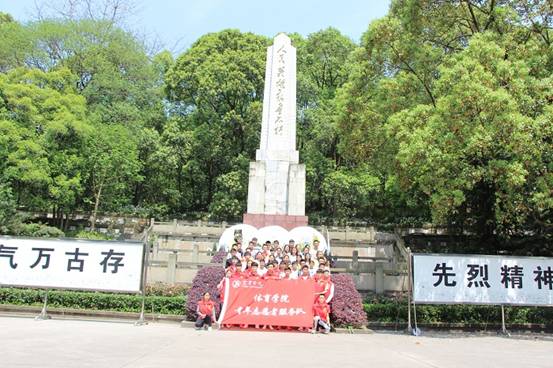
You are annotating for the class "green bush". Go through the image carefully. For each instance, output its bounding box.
[9,223,65,238]
[72,230,115,240]
[0,288,185,315]
[363,298,553,326]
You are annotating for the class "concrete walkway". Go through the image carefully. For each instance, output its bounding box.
[1,316,551,368]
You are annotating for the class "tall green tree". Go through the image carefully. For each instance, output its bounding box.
[165,30,268,215]
[336,0,552,242]
[84,124,142,229]
[0,67,92,226]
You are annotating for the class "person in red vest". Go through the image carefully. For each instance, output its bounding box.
[195,292,217,331]
[314,269,330,301]
[233,261,245,278]
[247,262,261,279]
[264,262,280,280]
[321,269,334,301]
[283,266,294,280]
[217,269,233,306]
[312,294,331,334]
[225,257,239,274]
[299,265,311,280]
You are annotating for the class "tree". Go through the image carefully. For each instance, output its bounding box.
[389,33,552,243]
[0,184,18,234]
[295,28,356,214]
[164,30,268,214]
[84,124,142,230]
[0,67,92,226]
[335,0,553,237]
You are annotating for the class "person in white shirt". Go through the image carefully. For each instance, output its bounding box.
[309,260,317,277]
[226,247,239,260]
[257,259,268,276]
[311,240,321,257]
[291,261,300,278]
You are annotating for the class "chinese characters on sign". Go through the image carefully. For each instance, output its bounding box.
[431,262,549,290]
[0,237,143,293]
[235,292,305,317]
[0,244,126,273]
[219,279,314,328]
[413,254,553,306]
[272,45,287,136]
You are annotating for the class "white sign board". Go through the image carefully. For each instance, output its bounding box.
[413,254,553,306]
[0,237,144,293]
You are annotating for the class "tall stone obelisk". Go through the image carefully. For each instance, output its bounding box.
[243,33,308,230]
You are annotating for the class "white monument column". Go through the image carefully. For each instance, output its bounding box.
[244,33,307,230]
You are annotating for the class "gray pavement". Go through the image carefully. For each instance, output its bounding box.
[1,316,551,368]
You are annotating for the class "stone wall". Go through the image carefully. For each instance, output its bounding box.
[147,219,410,293]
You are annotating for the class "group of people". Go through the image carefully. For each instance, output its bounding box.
[224,237,333,280]
[195,237,333,334]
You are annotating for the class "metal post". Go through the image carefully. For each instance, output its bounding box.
[135,225,152,326]
[412,298,420,336]
[35,289,51,321]
[408,249,420,336]
[406,248,412,334]
[326,228,331,256]
[500,305,510,337]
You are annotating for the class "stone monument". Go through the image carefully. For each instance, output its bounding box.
[243,33,308,231]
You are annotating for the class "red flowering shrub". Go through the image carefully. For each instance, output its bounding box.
[330,274,368,327]
[210,249,227,264]
[185,265,225,321]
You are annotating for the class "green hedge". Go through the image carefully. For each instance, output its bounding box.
[364,299,553,325]
[3,287,553,326]
[0,288,186,315]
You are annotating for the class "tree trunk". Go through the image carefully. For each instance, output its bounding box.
[90,183,103,232]
[64,212,70,232]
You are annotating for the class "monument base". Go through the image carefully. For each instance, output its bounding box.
[243,213,308,231]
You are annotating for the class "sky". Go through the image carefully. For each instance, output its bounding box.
[0,0,391,53]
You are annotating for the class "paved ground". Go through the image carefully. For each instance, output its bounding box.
[1,316,551,368]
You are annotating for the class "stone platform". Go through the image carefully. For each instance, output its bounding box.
[2,316,551,368]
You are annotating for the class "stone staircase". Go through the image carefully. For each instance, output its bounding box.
[147,220,409,293]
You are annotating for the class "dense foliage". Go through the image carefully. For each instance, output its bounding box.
[0,287,185,315]
[185,265,225,321]
[364,294,553,326]
[0,1,551,250]
[329,274,368,327]
[210,249,228,264]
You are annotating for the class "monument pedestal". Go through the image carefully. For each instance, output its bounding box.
[243,213,308,231]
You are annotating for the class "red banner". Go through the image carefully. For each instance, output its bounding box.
[218,278,315,328]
